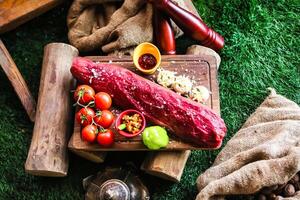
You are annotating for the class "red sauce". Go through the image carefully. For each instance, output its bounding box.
[138,53,157,70]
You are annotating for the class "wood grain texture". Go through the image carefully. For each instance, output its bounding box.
[0,0,64,33]
[70,149,106,163]
[141,150,191,182]
[68,54,220,151]
[0,39,36,122]
[25,43,78,177]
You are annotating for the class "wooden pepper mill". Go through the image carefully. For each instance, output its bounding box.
[149,0,225,51]
[154,9,176,55]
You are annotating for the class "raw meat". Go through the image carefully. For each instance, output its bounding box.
[71,57,227,148]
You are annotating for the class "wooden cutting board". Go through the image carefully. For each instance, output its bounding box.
[68,55,220,151]
[0,0,63,33]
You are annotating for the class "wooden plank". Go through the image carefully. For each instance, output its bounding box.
[0,0,64,33]
[25,43,78,177]
[0,39,36,122]
[68,54,220,151]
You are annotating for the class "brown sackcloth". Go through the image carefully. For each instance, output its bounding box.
[196,89,300,200]
[102,2,153,55]
[67,0,148,52]
[67,0,198,55]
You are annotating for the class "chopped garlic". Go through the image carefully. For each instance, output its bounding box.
[190,85,210,103]
[172,75,193,95]
[157,69,177,88]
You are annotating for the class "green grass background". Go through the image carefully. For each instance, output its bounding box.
[0,0,299,199]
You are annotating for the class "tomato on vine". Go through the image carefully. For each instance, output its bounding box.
[95,92,112,110]
[81,125,98,143]
[94,110,114,128]
[76,107,95,127]
[97,129,114,147]
[74,85,95,105]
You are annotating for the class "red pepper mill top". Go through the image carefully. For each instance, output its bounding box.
[148,0,225,51]
[154,9,176,55]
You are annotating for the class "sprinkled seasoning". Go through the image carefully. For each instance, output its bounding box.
[157,69,177,88]
[190,85,211,103]
[172,75,193,95]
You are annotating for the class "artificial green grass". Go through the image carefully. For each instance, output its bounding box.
[0,0,299,199]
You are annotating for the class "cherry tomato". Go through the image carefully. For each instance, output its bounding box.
[74,85,95,105]
[97,129,114,147]
[95,92,112,110]
[81,125,98,143]
[94,110,114,128]
[76,107,95,127]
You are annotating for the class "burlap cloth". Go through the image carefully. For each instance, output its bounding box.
[196,89,300,200]
[67,0,197,55]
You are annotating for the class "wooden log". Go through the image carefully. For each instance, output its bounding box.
[0,0,64,34]
[186,45,221,69]
[25,43,78,177]
[70,150,107,163]
[0,39,36,122]
[141,151,191,182]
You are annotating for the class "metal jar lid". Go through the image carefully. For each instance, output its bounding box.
[98,179,130,200]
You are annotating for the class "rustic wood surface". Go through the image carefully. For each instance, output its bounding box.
[0,39,36,122]
[0,0,64,33]
[141,150,191,182]
[68,54,220,151]
[25,43,78,177]
[70,149,106,163]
